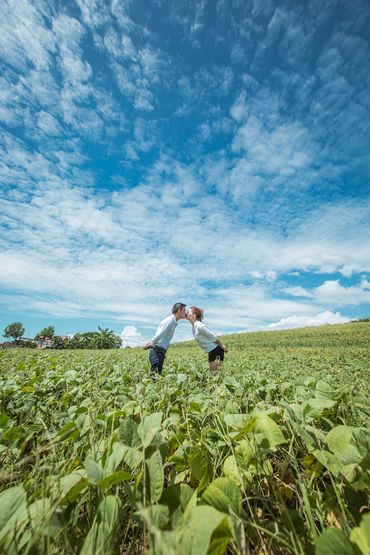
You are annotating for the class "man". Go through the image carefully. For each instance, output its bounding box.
[144,303,187,375]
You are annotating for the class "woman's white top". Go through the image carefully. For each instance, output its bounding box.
[192,320,218,352]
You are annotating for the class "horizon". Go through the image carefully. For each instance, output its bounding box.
[1,0,370,346]
[2,314,369,348]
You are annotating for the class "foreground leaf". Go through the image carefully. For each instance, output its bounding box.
[350,513,370,555]
[315,528,356,555]
[80,495,121,555]
[0,485,27,542]
[202,477,242,516]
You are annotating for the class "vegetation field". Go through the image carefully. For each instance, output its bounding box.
[0,323,369,555]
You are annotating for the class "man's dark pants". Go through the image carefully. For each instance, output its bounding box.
[149,346,166,374]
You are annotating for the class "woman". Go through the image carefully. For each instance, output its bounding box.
[187,306,228,371]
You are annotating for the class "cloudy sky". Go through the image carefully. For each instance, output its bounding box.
[1,0,370,344]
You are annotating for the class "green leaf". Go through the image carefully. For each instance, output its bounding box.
[251,414,286,449]
[21,385,36,393]
[207,536,230,555]
[0,413,8,428]
[137,412,162,447]
[222,376,240,391]
[106,442,126,473]
[188,447,213,491]
[122,445,143,469]
[138,504,169,530]
[146,449,164,502]
[86,457,105,484]
[159,484,181,513]
[350,513,370,555]
[315,528,355,555]
[183,490,198,521]
[326,426,367,466]
[119,416,139,447]
[180,484,194,512]
[312,449,343,477]
[223,414,249,430]
[56,421,78,440]
[303,398,337,419]
[59,470,89,503]
[97,470,131,490]
[202,477,242,516]
[182,505,229,555]
[235,438,255,466]
[222,456,243,486]
[80,414,92,436]
[0,485,27,542]
[315,381,346,401]
[80,495,121,555]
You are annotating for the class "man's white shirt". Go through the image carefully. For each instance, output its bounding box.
[151,314,178,350]
[192,320,218,352]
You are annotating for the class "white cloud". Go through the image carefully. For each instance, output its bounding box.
[264,311,350,330]
[120,325,142,347]
[284,286,313,298]
[314,279,370,307]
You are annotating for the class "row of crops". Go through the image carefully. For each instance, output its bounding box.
[0,323,369,554]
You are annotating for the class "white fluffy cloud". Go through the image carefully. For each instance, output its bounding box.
[263,311,350,331]
[120,325,142,348]
[314,279,370,306]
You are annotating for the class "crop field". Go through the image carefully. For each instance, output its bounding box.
[0,323,369,555]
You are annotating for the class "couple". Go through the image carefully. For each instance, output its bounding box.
[144,302,228,375]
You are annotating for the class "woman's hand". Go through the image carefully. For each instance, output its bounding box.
[222,345,228,353]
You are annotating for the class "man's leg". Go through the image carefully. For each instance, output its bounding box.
[157,348,166,374]
[149,347,166,375]
[149,347,160,374]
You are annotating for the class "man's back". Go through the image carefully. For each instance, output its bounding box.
[152,314,177,349]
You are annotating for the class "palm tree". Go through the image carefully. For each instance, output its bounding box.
[91,327,121,349]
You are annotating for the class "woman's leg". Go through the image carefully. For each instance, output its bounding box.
[209,359,221,372]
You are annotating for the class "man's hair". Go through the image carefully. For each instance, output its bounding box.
[172,302,186,314]
[190,306,204,321]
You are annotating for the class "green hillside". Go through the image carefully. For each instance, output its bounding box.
[0,322,369,554]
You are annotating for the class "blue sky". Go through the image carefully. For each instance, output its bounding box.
[1,0,370,345]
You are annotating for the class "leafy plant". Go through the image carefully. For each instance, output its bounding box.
[0,322,368,554]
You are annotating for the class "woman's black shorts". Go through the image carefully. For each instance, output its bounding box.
[208,345,225,362]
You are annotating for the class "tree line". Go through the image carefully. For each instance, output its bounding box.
[2,322,122,349]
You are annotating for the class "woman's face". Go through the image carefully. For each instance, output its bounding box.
[187,310,196,324]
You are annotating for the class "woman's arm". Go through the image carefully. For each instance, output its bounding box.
[215,338,228,352]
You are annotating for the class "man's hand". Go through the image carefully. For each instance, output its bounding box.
[222,345,229,353]
[143,341,152,350]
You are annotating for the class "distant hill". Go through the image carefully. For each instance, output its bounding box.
[173,321,370,350]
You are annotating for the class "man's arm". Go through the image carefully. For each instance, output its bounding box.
[143,318,173,349]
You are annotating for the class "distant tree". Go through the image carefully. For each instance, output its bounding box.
[91,327,122,349]
[56,329,121,350]
[35,325,55,340]
[52,336,69,349]
[3,322,25,344]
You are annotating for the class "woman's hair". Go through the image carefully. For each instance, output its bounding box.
[190,306,204,321]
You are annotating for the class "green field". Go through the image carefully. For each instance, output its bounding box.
[0,323,369,554]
